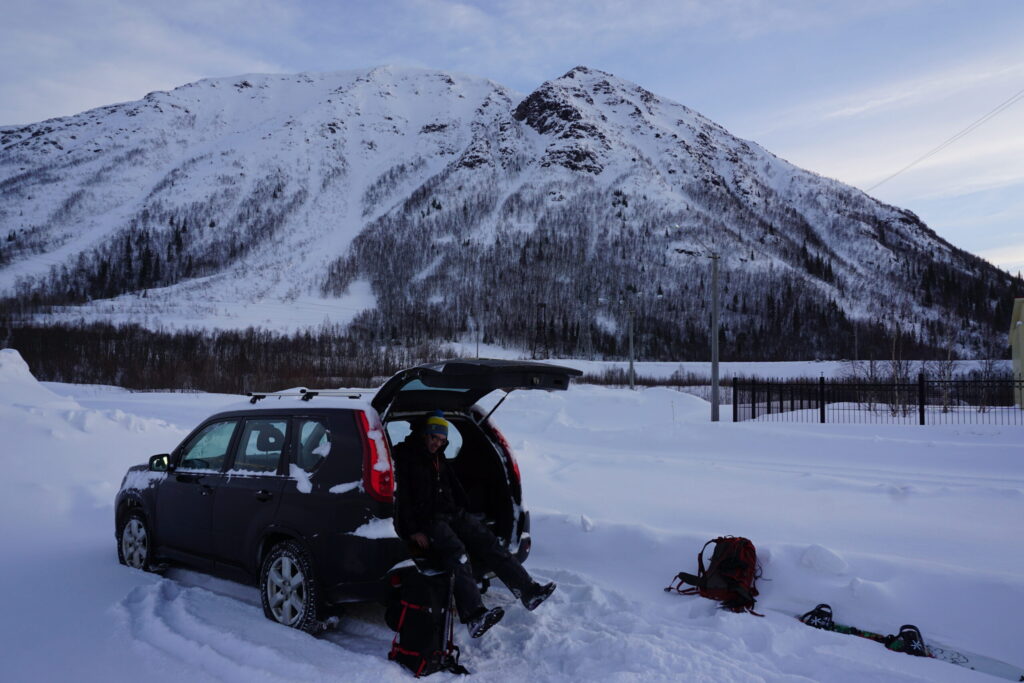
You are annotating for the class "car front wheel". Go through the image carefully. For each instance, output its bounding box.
[117,510,153,571]
[260,540,321,633]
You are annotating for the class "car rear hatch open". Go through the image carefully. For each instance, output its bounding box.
[371,359,583,418]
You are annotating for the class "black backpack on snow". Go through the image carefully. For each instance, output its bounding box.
[665,536,763,616]
[386,569,469,677]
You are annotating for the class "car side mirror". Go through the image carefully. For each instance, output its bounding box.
[149,454,170,472]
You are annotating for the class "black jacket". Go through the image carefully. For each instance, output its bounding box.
[392,435,469,539]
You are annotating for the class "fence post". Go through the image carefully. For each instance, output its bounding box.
[818,376,826,424]
[918,372,926,426]
[732,377,738,423]
[751,379,757,420]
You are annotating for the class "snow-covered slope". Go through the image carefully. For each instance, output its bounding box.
[1,67,517,329]
[1,66,1017,356]
[1,350,1021,681]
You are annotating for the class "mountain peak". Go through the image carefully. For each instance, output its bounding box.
[512,67,618,173]
[559,65,607,79]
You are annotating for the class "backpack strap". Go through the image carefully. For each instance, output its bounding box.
[663,539,722,594]
[664,571,702,594]
[696,539,717,578]
[389,599,425,657]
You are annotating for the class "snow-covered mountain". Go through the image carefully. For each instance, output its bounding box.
[1,65,1018,360]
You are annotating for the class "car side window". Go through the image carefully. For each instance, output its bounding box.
[444,421,463,459]
[179,420,238,471]
[384,420,411,448]
[232,418,288,473]
[295,418,331,472]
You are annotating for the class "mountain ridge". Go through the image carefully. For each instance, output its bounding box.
[2,64,1019,361]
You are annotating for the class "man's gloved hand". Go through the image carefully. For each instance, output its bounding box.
[410,532,430,550]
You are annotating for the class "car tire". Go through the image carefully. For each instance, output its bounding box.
[260,540,321,633]
[117,509,154,571]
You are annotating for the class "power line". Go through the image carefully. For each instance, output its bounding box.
[867,85,1024,192]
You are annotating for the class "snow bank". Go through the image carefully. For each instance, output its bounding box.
[0,349,189,538]
[0,348,79,409]
[1,361,1021,682]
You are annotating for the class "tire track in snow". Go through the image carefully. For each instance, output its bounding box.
[114,580,394,682]
[112,568,944,682]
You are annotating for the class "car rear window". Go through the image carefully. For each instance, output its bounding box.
[400,379,470,393]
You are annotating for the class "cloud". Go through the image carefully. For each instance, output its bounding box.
[977,243,1024,274]
[0,0,933,124]
[739,47,1024,197]
[0,0,288,124]
[289,0,919,98]
[821,63,1024,121]
[487,0,910,43]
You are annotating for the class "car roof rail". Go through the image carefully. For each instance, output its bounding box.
[247,388,372,404]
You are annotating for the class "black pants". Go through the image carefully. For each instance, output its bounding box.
[424,512,532,622]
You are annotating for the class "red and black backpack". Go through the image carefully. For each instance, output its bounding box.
[665,536,763,616]
[385,570,469,677]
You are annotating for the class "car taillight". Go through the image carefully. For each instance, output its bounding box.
[491,424,521,485]
[358,410,394,503]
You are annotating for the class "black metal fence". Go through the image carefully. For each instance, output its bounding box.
[733,375,1024,426]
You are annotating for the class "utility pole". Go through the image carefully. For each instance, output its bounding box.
[472,303,482,359]
[628,307,635,390]
[710,252,720,421]
[535,302,547,360]
[671,224,721,422]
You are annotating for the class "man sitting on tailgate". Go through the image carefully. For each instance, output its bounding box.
[392,410,555,638]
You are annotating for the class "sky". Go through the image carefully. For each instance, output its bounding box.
[2,0,1022,275]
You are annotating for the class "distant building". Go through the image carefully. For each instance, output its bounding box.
[1012,298,1023,408]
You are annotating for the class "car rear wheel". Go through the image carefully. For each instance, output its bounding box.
[260,540,321,633]
[117,510,153,571]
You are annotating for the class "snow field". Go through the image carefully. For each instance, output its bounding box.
[1,348,1021,681]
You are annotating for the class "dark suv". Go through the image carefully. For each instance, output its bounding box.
[114,359,580,632]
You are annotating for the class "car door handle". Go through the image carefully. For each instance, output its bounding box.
[255,489,274,502]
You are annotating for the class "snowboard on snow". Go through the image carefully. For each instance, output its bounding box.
[798,604,1023,681]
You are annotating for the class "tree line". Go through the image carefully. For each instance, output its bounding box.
[1,320,447,393]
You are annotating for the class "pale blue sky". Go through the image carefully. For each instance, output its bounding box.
[2,0,1022,273]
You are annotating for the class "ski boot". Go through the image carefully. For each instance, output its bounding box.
[522,581,557,611]
[467,606,504,638]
